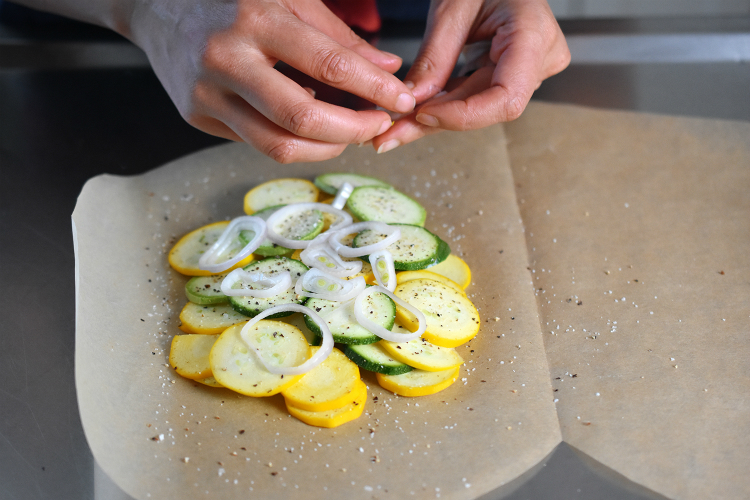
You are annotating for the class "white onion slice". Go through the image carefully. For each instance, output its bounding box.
[300,233,363,278]
[265,203,352,249]
[354,285,425,342]
[369,250,396,291]
[240,304,333,376]
[220,269,292,298]
[295,268,366,302]
[198,216,266,273]
[327,221,401,258]
[331,182,354,210]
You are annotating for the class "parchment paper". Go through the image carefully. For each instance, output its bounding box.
[505,102,750,499]
[73,125,561,500]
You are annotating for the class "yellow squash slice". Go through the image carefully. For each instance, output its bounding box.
[396,270,465,295]
[243,178,319,214]
[379,335,464,372]
[286,380,367,428]
[394,279,480,348]
[425,254,472,289]
[209,321,310,397]
[168,221,255,276]
[178,302,249,334]
[169,333,220,380]
[193,376,223,388]
[281,347,361,411]
[376,366,460,397]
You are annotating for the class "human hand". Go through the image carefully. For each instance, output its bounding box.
[125,0,416,162]
[372,0,570,153]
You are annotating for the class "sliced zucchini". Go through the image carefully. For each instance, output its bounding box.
[346,186,426,226]
[353,224,450,271]
[304,288,395,344]
[286,379,367,428]
[228,257,309,318]
[313,173,391,195]
[209,321,309,397]
[240,205,324,257]
[343,343,413,375]
[281,347,361,411]
[243,178,319,214]
[394,278,480,348]
[185,273,229,305]
[376,366,460,397]
[168,221,254,276]
[178,302,249,334]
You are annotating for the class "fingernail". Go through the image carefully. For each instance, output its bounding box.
[380,51,401,60]
[416,113,439,127]
[395,93,416,114]
[377,120,392,136]
[377,139,400,154]
[433,90,447,98]
[404,81,415,89]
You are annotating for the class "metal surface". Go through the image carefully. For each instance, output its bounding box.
[1,14,748,500]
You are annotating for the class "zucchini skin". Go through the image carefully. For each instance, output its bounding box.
[354,224,451,271]
[228,257,309,318]
[343,344,414,375]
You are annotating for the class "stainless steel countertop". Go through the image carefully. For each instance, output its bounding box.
[1,12,748,500]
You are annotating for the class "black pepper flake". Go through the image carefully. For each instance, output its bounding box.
[239,430,245,434]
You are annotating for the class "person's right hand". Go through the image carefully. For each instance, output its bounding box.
[124,0,416,162]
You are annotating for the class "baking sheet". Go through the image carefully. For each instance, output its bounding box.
[505,102,750,499]
[73,125,561,500]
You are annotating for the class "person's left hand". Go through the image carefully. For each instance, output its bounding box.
[372,0,570,153]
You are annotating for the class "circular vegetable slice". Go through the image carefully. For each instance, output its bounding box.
[169,221,254,276]
[241,204,324,257]
[243,178,319,214]
[209,321,310,397]
[353,224,450,271]
[304,288,395,345]
[286,380,367,428]
[376,366,460,397]
[346,186,426,226]
[193,376,223,388]
[178,302,249,334]
[395,270,465,295]
[169,334,220,380]
[281,347,360,411]
[185,273,229,305]
[380,336,464,372]
[314,172,391,195]
[425,254,472,289]
[394,279,480,348]
[344,343,413,375]
[228,257,309,318]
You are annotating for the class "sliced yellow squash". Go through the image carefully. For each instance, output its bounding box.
[396,270,465,295]
[209,321,310,397]
[379,336,464,372]
[281,347,361,411]
[286,380,367,428]
[426,254,472,289]
[193,375,223,388]
[169,333,220,380]
[376,366,459,397]
[168,221,254,276]
[243,178,319,214]
[394,279,480,348]
[178,302,249,334]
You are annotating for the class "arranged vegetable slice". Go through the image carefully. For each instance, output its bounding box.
[394,279,480,348]
[369,249,396,291]
[344,343,413,375]
[380,336,464,372]
[395,270,465,295]
[304,288,395,345]
[221,269,292,298]
[265,203,352,250]
[169,221,254,276]
[425,254,472,289]
[178,303,249,334]
[198,216,266,273]
[329,221,401,258]
[354,285,425,343]
[353,224,450,271]
[241,205,324,257]
[228,257,308,318]
[295,269,366,302]
[169,334,220,380]
[314,172,391,195]
[185,273,229,305]
[281,347,361,411]
[376,366,460,397]
[243,178,319,214]
[209,321,310,396]
[194,376,223,388]
[285,379,367,428]
[347,186,426,226]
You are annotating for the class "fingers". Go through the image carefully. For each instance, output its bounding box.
[371,90,453,153]
[402,0,481,103]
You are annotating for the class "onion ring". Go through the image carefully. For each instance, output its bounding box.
[327,221,401,258]
[198,216,266,273]
[354,285,425,342]
[265,203,352,249]
[220,269,292,298]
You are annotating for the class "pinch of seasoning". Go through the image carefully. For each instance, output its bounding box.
[181,457,190,463]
